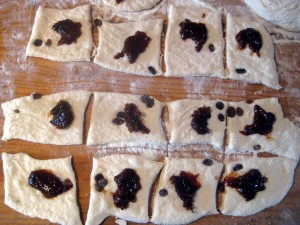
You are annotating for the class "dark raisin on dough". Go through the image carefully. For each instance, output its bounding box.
[148,66,157,75]
[216,101,224,110]
[33,39,43,46]
[191,106,211,135]
[208,44,215,52]
[112,117,124,125]
[218,113,225,122]
[236,68,247,74]
[233,164,243,171]
[31,92,42,99]
[246,99,254,104]
[49,100,74,129]
[203,159,213,166]
[226,106,236,118]
[141,95,155,108]
[95,174,108,192]
[159,189,168,197]
[94,19,102,27]
[253,145,261,150]
[116,111,126,118]
[14,109,20,113]
[236,107,244,116]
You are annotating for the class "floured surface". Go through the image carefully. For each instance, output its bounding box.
[0,0,300,225]
[2,153,82,225]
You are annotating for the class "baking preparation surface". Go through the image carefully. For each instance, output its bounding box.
[0,0,299,224]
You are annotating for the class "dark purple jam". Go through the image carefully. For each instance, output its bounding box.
[236,28,262,57]
[179,19,208,52]
[52,19,82,46]
[28,170,73,198]
[240,105,276,136]
[114,31,151,64]
[50,100,74,129]
[95,174,108,192]
[191,106,211,135]
[223,169,267,201]
[170,171,201,211]
[112,168,141,210]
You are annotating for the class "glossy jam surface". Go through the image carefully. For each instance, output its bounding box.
[95,174,108,192]
[191,106,211,135]
[28,170,73,198]
[52,19,82,46]
[179,19,208,52]
[170,171,201,211]
[113,168,141,210]
[223,169,267,201]
[50,100,74,129]
[236,28,262,57]
[240,105,276,136]
[114,31,151,64]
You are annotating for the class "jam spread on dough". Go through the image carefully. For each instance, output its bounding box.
[170,171,201,211]
[112,168,141,210]
[52,19,82,46]
[28,170,73,198]
[191,106,211,135]
[114,31,151,64]
[236,28,262,57]
[50,100,74,129]
[179,19,208,52]
[223,169,267,201]
[240,105,276,136]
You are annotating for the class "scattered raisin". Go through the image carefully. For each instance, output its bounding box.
[202,13,206,18]
[203,159,213,166]
[191,106,211,135]
[31,92,42,99]
[226,106,236,118]
[94,19,102,27]
[218,113,225,122]
[148,66,157,75]
[49,100,74,129]
[216,101,224,110]
[117,111,126,118]
[253,145,261,150]
[141,95,155,108]
[112,117,125,125]
[233,164,243,171]
[14,109,20,113]
[95,174,108,192]
[236,68,247,74]
[45,39,52,47]
[246,99,254,104]
[33,39,42,46]
[159,189,168,197]
[236,107,244,116]
[208,44,215,52]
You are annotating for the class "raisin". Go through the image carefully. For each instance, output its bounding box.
[14,109,20,113]
[49,100,74,129]
[94,19,102,27]
[236,107,244,116]
[52,19,82,46]
[141,95,155,108]
[148,66,157,75]
[112,117,125,125]
[218,113,225,122]
[116,111,126,118]
[236,68,247,74]
[253,145,261,150]
[45,39,52,47]
[246,99,254,104]
[33,39,42,46]
[191,106,211,135]
[203,159,213,166]
[31,92,42,99]
[216,101,224,110]
[95,174,108,192]
[226,106,236,118]
[208,44,215,52]
[233,164,243,171]
[159,189,168,197]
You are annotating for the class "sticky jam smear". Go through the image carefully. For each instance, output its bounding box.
[28,170,73,198]
[240,105,276,136]
[52,19,82,46]
[222,169,268,201]
[191,106,211,135]
[49,100,74,129]
[236,28,262,57]
[114,31,151,64]
[112,168,142,210]
[179,19,208,52]
[170,171,201,211]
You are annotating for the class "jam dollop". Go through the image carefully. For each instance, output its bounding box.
[191,106,211,135]
[240,105,276,136]
[223,169,267,201]
[114,31,151,64]
[52,19,82,46]
[112,168,141,210]
[170,171,201,211]
[50,100,74,129]
[95,174,108,192]
[179,19,208,52]
[236,28,262,57]
[28,170,73,198]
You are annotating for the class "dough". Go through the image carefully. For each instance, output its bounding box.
[102,0,162,12]
[226,13,281,90]
[220,156,298,216]
[244,0,300,32]
[1,90,91,145]
[87,92,167,147]
[94,19,163,76]
[167,99,228,150]
[151,157,223,224]
[2,152,82,225]
[26,5,93,62]
[226,98,300,160]
[85,154,163,224]
[164,4,225,77]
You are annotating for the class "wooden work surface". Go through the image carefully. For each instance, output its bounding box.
[0,0,299,224]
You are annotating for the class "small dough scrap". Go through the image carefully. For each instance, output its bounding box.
[26,5,93,62]
[226,13,281,89]
[1,90,91,145]
[86,154,163,224]
[87,92,167,147]
[221,156,298,216]
[167,99,228,150]
[151,157,223,224]
[2,152,82,225]
[94,19,163,76]
[164,4,224,77]
[102,0,162,12]
[226,98,300,160]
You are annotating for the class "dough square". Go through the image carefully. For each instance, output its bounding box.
[167,99,228,151]
[94,19,163,76]
[86,154,163,224]
[164,4,225,77]
[87,92,167,147]
[220,156,297,216]
[151,157,223,224]
[102,0,161,12]
[226,98,300,160]
[1,90,91,145]
[226,13,281,89]
[2,153,82,225]
[26,5,93,62]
